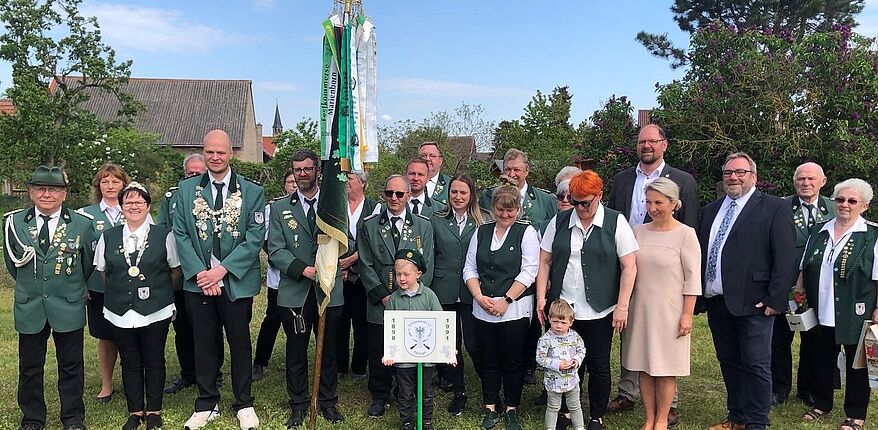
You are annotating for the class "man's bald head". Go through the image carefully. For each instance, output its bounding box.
[793,162,827,203]
[203,129,232,150]
[203,129,232,178]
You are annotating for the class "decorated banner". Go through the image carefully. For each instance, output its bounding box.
[383,311,457,364]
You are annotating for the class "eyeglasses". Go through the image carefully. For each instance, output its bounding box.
[384,190,406,199]
[419,153,441,159]
[722,169,752,178]
[284,179,297,184]
[556,193,568,201]
[834,197,861,206]
[122,201,147,207]
[637,138,665,145]
[32,186,65,195]
[293,167,316,174]
[567,196,597,208]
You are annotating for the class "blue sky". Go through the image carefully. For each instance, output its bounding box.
[2,1,877,132]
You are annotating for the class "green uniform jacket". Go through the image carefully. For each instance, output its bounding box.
[267,193,344,308]
[155,186,179,229]
[430,173,451,206]
[802,221,877,344]
[786,195,835,260]
[357,210,434,324]
[78,203,121,293]
[429,208,491,304]
[172,171,265,301]
[479,183,557,223]
[411,195,445,217]
[4,207,96,334]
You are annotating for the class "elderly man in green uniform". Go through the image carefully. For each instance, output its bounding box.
[267,149,345,427]
[406,157,445,217]
[770,162,835,407]
[419,141,451,205]
[357,174,435,418]
[3,166,96,430]
[173,130,264,430]
[479,148,556,223]
[156,153,226,396]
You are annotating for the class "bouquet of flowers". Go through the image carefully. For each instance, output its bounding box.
[789,290,809,315]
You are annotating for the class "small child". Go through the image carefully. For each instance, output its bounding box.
[382,249,445,430]
[536,300,587,430]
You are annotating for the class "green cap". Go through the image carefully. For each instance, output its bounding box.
[26,165,68,187]
[395,248,426,272]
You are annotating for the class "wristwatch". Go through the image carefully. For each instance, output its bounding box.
[503,294,514,304]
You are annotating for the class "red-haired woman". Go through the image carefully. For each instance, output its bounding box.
[535,170,639,430]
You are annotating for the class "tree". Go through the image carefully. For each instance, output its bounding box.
[0,0,139,185]
[262,119,321,199]
[637,0,865,68]
[651,23,878,202]
[577,95,639,183]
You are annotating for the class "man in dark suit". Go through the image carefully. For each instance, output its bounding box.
[406,157,445,216]
[698,152,796,430]
[606,124,698,424]
[770,162,834,406]
[418,141,452,206]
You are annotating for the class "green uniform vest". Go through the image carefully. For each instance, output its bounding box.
[547,209,621,313]
[475,221,531,298]
[802,223,877,345]
[102,225,174,317]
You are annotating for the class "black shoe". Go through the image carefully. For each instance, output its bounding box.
[399,422,414,430]
[95,389,114,404]
[668,407,679,427]
[505,409,522,430]
[586,418,604,430]
[351,372,367,381]
[63,424,87,430]
[252,365,266,382]
[423,420,434,430]
[20,423,44,430]
[320,405,344,423]
[536,390,548,405]
[556,413,572,430]
[145,414,162,430]
[481,408,501,429]
[448,392,467,416]
[163,375,194,394]
[438,375,453,393]
[523,369,536,385]
[771,392,788,406]
[367,400,386,418]
[285,410,307,428]
[122,414,142,430]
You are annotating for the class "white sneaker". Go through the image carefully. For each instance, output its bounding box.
[236,407,259,430]
[184,406,219,429]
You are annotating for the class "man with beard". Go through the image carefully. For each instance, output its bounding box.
[606,124,698,425]
[268,149,345,427]
[419,142,451,206]
[697,152,795,430]
[174,130,264,430]
[357,174,434,418]
[406,157,445,216]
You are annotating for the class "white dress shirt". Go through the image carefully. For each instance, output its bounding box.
[35,208,62,241]
[463,223,540,323]
[704,186,757,297]
[265,203,280,289]
[426,173,441,198]
[99,200,123,226]
[628,161,666,227]
[94,222,180,328]
[540,204,639,320]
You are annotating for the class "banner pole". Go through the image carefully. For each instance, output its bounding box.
[417,362,423,430]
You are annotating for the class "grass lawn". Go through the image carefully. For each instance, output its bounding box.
[0,281,876,429]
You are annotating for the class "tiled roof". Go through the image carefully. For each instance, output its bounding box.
[0,99,15,116]
[54,77,253,148]
[263,136,276,157]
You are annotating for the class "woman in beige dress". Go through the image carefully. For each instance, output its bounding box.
[622,178,701,430]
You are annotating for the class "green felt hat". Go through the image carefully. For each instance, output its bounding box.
[395,248,426,272]
[26,165,68,187]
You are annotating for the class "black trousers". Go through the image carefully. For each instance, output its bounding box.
[19,325,85,428]
[459,303,482,378]
[254,288,283,367]
[435,303,466,394]
[572,313,614,420]
[337,278,368,375]
[171,290,223,383]
[185,291,254,412]
[396,366,434,424]
[111,318,171,412]
[812,325,870,419]
[367,322,393,402]
[281,289,341,410]
[475,317,529,406]
[707,296,774,428]
[770,314,818,398]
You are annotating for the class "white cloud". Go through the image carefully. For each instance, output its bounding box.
[81,3,251,54]
[254,81,301,92]
[385,78,531,99]
[860,0,878,37]
[380,114,393,121]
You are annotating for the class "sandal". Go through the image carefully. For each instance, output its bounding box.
[803,408,828,421]
[840,418,864,430]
